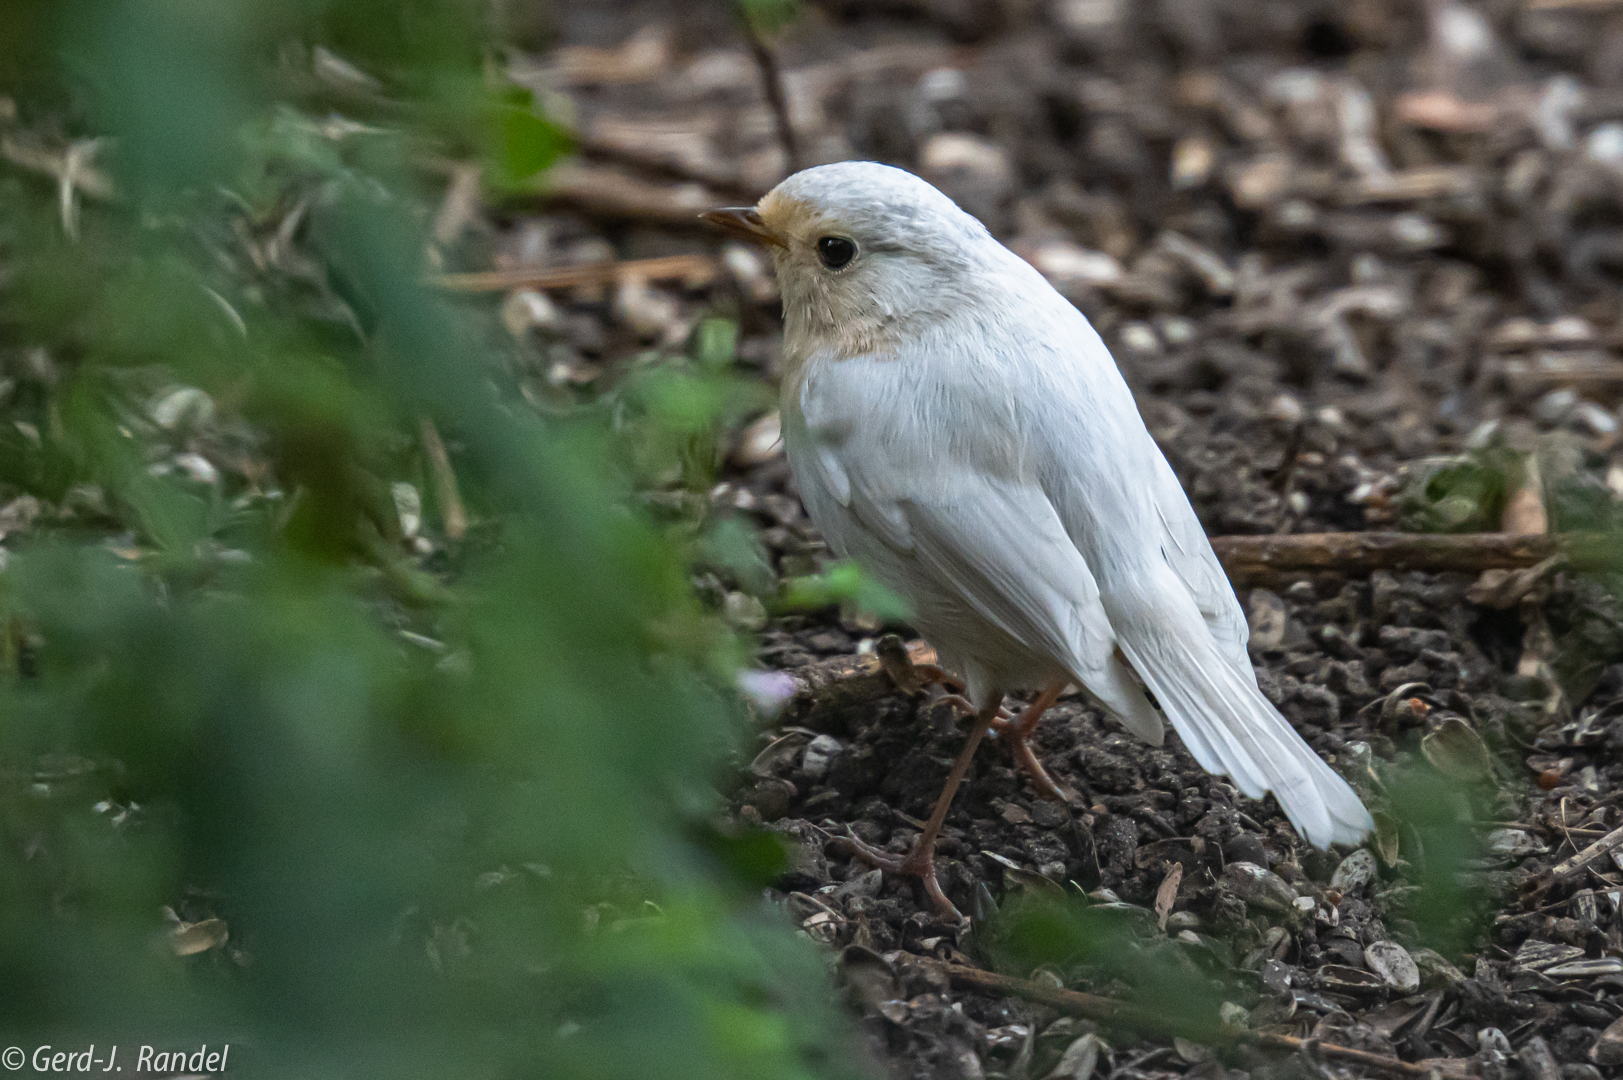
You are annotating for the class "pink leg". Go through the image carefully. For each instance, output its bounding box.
[834,699,1000,922]
[991,678,1073,802]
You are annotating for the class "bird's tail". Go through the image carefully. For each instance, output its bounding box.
[1104,567,1373,849]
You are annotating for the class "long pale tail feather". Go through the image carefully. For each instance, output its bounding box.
[1105,570,1374,849]
[1075,653,1165,746]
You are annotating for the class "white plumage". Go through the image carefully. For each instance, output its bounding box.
[729,161,1371,852]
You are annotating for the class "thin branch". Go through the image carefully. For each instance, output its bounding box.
[1526,0,1623,9]
[1209,532,1597,581]
[1547,822,1623,877]
[418,417,468,542]
[432,254,718,294]
[519,162,729,228]
[937,962,1468,1077]
[741,12,801,176]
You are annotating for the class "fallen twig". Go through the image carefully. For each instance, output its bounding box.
[937,962,1469,1076]
[433,254,719,294]
[418,417,468,541]
[740,9,800,176]
[1210,532,1619,581]
[1496,887,1615,923]
[1522,823,1623,906]
[939,961,1220,1039]
[1526,0,1623,9]
[1545,823,1623,881]
[576,133,767,203]
[778,534,1617,712]
[519,162,725,228]
[1,133,117,200]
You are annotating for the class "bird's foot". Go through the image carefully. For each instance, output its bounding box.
[933,692,993,718]
[874,635,992,706]
[873,635,1016,724]
[990,713,1074,803]
[833,829,963,924]
[989,681,1076,803]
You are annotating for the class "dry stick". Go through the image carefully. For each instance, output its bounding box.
[1545,823,1623,880]
[574,134,767,204]
[1498,887,1617,923]
[418,417,468,541]
[1518,823,1623,907]
[741,13,801,176]
[0,133,117,200]
[939,963,1452,1077]
[521,162,727,228]
[433,254,718,294]
[1526,0,1623,9]
[1208,532,1618,581]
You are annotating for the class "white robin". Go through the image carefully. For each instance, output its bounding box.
[705,162,1373,920]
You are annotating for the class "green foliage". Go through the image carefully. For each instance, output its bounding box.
[0,4,861,1078]
[609,325,772,495]
[738,0,803,36]
[981,892,1226,1040]
[779,561,913,624]
[487,85,573,191]
[1373,765,1492,960]
[1346,740,1495,961]
[1397,453,1512,534]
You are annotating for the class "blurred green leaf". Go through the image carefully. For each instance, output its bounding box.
[1398,453,1512,534]
[982,892,1226,1041]
[488,96,572,191]
[695,317,739,374]
[0,4,863,1078]
[698,515,778,597]
[738,0,802,36]
[779,560,912,623]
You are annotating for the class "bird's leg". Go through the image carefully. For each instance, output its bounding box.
[990,678,1074,803]
[833,699,1000,923]
[874,634,1013,721]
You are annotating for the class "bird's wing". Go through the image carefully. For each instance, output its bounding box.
[1031,328,1369,848]
[1146,452,1253,674]
[787,360,1160,736]
[894,476,1163,740]
[791,353,1108,670]
[897,482,1115,683]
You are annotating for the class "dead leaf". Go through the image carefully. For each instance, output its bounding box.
[1372,811,1403,867]
[1422,718,1494,781]
[170,917,229,957]
[1155,862,1183,931]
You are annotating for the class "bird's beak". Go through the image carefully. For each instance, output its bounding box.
[699,207,786,249]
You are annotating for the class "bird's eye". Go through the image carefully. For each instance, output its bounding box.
[816,236,857,270]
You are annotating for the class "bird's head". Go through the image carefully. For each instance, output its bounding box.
[703,162,1003,361]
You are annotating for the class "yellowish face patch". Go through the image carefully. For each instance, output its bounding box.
[756,191,832,250]
[757,186,909,369]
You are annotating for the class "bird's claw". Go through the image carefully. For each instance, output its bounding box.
[833,828,964,924]
[989,690,1077,803]
[990,714,1076,803]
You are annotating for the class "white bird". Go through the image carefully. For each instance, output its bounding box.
[704,162,1372,920]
